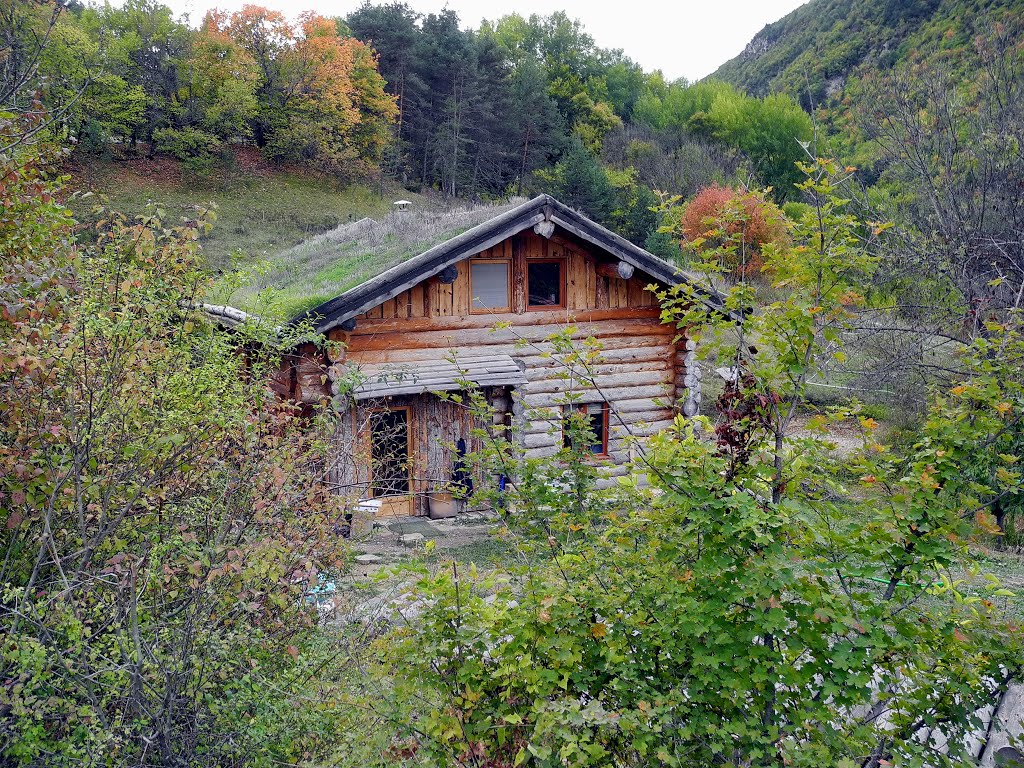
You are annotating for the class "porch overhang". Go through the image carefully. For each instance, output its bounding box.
[350,354,526,400]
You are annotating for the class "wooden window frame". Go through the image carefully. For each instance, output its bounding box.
[469,258,512,315]
[365,405,414,498]
[562,401,611,459]
[526,258,567,311]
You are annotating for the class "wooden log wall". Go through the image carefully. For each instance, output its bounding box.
[312,225,699,501]
[344,321,683,470]
[674,335,702,417]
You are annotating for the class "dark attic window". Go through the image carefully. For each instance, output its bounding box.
[527,260,564,309]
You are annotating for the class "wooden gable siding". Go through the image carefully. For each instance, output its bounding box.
[353,230,658,324]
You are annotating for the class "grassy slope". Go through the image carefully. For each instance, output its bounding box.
[66,151,421,269]
[232,200,523,318]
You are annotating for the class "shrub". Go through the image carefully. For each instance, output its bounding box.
[1,133,348,764]
[382,160,1024,767]
[152,125,223,162]
[677,183,789,278]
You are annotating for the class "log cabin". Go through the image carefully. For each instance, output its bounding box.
[269,194,727,518]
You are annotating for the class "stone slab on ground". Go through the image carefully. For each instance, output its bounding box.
[385,517,440,537]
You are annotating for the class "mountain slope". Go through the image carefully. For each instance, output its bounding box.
[711,0,1020,109]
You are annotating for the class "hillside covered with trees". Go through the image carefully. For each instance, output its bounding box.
[3,0,1024,766]
[22,0,815,254]
[712,0,1020,114]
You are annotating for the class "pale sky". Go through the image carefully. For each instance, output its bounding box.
[152,0,808,82]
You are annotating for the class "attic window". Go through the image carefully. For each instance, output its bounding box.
[470,260,511,312]
[527,260,564,309]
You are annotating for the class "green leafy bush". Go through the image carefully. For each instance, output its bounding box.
[380,160,1024,767]
[0,130,349,764]
[152,126,223,161]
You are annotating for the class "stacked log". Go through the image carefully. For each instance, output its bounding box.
[293,344,331,405]
[674,336,701,417]
[268,362,293,399]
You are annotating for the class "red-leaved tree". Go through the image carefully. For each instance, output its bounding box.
[678,184,788,279]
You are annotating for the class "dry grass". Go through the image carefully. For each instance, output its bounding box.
[225,199,525,318]
[67,153,408,268]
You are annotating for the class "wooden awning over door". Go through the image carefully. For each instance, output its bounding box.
[349,354,526,400]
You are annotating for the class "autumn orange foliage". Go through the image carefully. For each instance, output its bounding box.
[679,184,788,278]
[204,5,397,171]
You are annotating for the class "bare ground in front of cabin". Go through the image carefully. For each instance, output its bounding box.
[318,511,521,627]
[349,512,507,576]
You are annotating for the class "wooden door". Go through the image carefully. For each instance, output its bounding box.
[368,407,414,517]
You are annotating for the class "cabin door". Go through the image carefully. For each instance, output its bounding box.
[368,407,415,517]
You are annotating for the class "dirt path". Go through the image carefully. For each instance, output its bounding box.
[346,512,503,579]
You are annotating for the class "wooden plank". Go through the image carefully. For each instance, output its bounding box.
[521,348,672,369]
[424,277,435,317]
[612,278,628,308]
[453,262,470,316]
[366,304,382,319]
[523,359,670,381]
[376,497,415,517]
[607,397,673,414]
[438,280,453,317]
[596,275,609,309]
[584,254,596,310]
[610,418,675,439]
[628,278,645,307]
[566,249,583,310]
[512,234,526,314]
[348,321,674,352]
[414,395,427,515]
[524,229,545,258]
[348,333,675,364]
[523,369,671,395]
[521,383,673,408]
[522,431,559,450]
[409,283,424,318]
[397,290,412,318]
[350,306,663,335]
[522,444,560,460]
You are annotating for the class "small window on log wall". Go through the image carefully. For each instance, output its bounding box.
[527,260,565,309]
[562,401,610,457]
[471,260,511,312]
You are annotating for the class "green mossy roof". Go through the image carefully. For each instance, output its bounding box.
[230,200,524,318]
